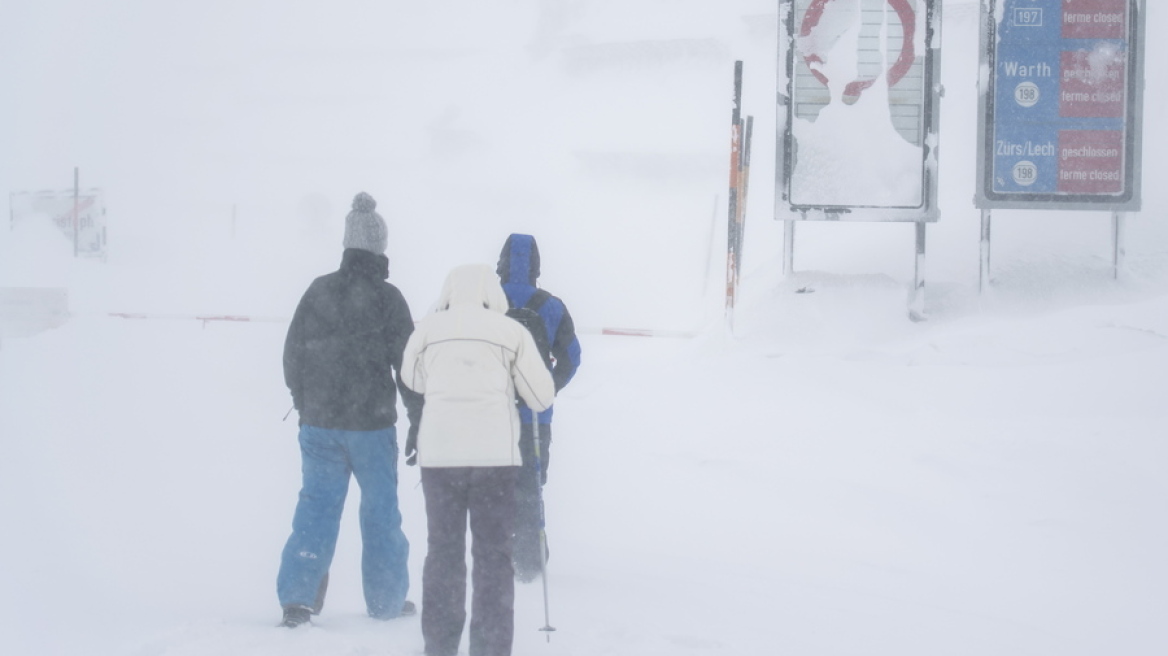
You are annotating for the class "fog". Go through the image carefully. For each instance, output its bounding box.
[2,2,1166,655]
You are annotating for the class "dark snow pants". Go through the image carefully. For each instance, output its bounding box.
[513,422,551,580]
[421,466,518,656]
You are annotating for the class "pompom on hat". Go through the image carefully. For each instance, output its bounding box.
[342,192,388,254]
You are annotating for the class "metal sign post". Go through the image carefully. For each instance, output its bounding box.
[979,209,993,294]
[1112,211,1126,279]
[782,218,795,276]
[910,222,927,321]
[72,168,80,258]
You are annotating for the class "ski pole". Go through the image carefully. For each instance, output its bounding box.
[533,420,556,640]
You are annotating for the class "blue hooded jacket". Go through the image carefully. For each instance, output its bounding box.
[497,233,581,423]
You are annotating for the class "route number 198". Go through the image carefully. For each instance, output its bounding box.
[1015,81,1040,108]
[1012,161,1038,186]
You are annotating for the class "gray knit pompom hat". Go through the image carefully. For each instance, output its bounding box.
[342,192,388,254]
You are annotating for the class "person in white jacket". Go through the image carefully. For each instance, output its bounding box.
[401,264,555,656]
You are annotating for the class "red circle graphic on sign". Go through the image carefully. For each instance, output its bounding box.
[799,0,916,104]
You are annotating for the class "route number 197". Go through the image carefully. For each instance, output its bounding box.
[1013,8,1043,27]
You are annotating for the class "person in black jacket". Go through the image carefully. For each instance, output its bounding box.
[277,192,423,628]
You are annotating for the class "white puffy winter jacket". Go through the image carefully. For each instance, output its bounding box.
[401,264,556,467]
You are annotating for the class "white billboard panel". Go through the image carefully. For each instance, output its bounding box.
[779,0,941,221]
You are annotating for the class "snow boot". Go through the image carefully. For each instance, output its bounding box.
[280,605,313,628]
[371,599,417,620]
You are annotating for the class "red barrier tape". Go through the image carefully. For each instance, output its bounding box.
[108,313,697,338]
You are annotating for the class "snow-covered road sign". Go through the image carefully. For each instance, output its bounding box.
[9,189,107,258]
[779,0,941,220]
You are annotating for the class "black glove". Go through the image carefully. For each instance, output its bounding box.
[404,423,419,466]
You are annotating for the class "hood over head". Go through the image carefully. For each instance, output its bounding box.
[435,264,509,313]
[497,233,540,285]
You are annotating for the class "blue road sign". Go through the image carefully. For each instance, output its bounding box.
[976,0,1143,210]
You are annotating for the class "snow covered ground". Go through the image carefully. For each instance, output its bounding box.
[2,1,1167,655]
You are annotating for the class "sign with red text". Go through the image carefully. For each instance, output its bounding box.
[976,0,1145,210]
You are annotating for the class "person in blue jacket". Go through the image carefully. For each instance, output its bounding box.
[495,233,582,581]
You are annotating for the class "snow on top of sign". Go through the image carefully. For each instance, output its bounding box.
[1083,41,1124,84]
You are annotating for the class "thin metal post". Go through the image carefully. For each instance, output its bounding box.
[1112,211,1126,279]
[775,3,793,280]
[909,222,927,321]
[979,209,992,294]
[782,219,795,276]
[72,167,80,258]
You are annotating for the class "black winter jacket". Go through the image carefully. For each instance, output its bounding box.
[283,248,423,431]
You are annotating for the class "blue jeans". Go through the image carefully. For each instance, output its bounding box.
[277,425,409,618]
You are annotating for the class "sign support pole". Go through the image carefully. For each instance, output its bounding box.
[782,219,795,276]
[979,209,992,294]
[1112,211,1126,280]
[775,4,793,279]
[909,223,927,322]
[72,167,80,259]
